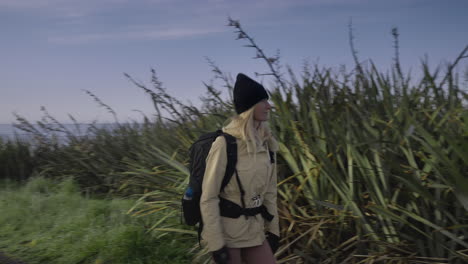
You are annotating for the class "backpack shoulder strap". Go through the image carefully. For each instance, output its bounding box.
[220,133,247,218]
[220,132,237,192]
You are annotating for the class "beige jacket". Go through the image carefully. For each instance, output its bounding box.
[200,129,279,252]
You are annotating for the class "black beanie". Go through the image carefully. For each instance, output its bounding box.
[233,73,269,114]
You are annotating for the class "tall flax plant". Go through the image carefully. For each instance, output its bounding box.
[253,23,468,262]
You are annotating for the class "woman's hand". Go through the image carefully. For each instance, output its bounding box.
[212,246,230,264]
[266,232,280,253]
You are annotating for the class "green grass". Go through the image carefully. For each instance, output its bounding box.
[0,177,194,264]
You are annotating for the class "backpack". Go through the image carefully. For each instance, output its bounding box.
[181,130,275,229]
[181,130,238,226]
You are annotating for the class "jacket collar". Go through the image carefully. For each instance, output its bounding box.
[222,127,279,153]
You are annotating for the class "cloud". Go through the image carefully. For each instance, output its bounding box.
[0,0,129,9]
[48,26,226,44]
[0,0,135,19]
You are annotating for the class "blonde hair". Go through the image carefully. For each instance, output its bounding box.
[222,104,272,155]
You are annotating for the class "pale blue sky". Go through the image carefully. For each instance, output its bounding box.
[1,0,467,123]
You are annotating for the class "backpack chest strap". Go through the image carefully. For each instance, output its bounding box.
[218,197,274,221]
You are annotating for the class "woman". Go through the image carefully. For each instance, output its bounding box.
[200,73,280,264]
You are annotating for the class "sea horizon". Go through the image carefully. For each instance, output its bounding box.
[0,123,118,141]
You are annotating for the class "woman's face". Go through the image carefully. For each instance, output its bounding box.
[253,99,272,122]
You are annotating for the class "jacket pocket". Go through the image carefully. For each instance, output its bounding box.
[221,217,247,240]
